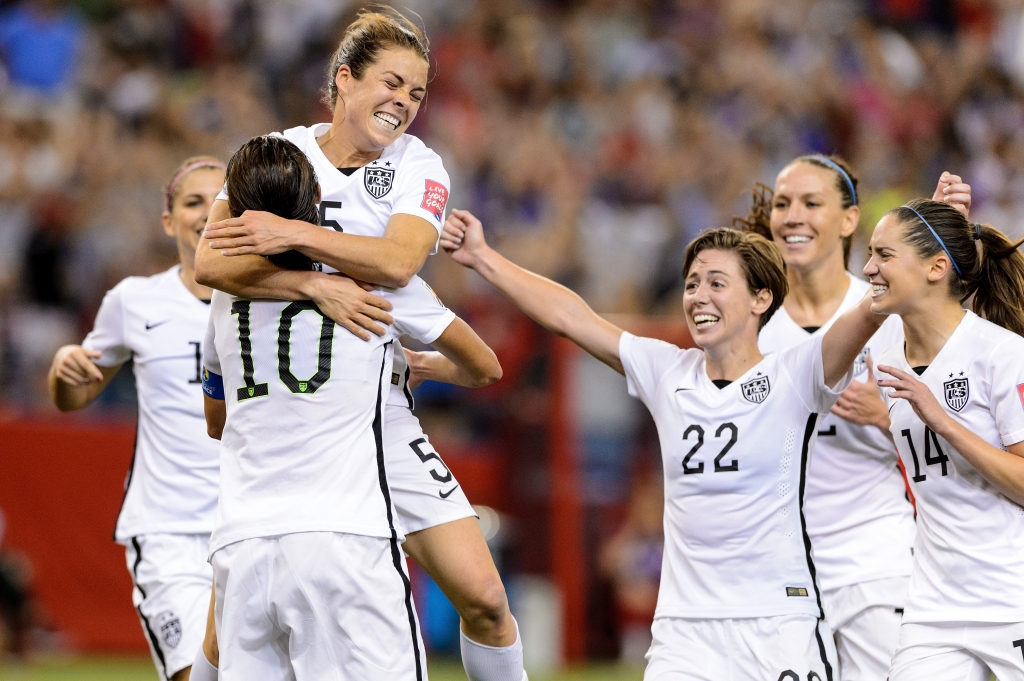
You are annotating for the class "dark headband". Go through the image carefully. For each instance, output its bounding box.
[902,205,963,278]
[812,156,857,206]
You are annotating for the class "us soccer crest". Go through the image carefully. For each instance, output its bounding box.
[854,347,869,376]
[364,166,394,199]
[944,377,969,412]
[156,610,182,649]
[741,374,770,404]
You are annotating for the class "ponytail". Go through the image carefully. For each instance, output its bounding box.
[891,199,1024,336]
[732,182,773,241]
[973,224,1024,336]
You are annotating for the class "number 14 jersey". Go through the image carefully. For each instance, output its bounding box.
[619,332,852,620]
[879,311,1024,624]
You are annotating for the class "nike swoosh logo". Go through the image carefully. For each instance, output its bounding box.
[439,485,459,499]
[675,388,694,392]
[145,320,171,330]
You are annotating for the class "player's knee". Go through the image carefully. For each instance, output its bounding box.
[460,574,510,629]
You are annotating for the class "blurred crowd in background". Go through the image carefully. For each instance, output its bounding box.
[4,0,1024,662]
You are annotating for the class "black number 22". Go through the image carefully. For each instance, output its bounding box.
[682,422,739,475]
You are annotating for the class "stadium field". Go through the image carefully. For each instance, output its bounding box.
[0,657,645,681]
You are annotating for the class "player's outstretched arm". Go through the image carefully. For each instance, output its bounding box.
[48,345,122,412]
[202,202,437,288]
[195,201,396,341]
[443,209,624,374]
[820,292,887,389]
[404,318,502,389]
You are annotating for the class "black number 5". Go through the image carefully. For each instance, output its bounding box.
[409,438,452,483]
[319,201,343,231]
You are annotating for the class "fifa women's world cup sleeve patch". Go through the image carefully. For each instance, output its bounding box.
[202,367,225,400]
[420,179,449,222]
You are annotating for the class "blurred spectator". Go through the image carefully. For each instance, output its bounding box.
[0,0,84,96]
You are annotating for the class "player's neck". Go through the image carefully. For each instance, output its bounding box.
[900,301,965,367]
[703,337,764,383]
[178,261,213,301]
[783,258,850,328]
[317,122,383,169]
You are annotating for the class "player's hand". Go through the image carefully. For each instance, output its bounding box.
[876,364,951,433]
[932,172,971,218]
[308,273,394,341]
[442,209,490,268]
[52,345,105,386]
[205,211,312,256]
[831,355,891,431]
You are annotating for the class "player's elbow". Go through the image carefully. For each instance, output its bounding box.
[193,249,220,288]
[469,354,503,388]
[207,421,224,440]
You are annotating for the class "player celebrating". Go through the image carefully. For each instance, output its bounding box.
[193,10,524,681]
[201,135,500,680]
[740,157,972,679]
[443,210,889,680]
[47,157,226,681]
[866,200,1024,681]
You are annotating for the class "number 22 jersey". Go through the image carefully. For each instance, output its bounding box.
[619,332,852,619]
[879,310,1024,624]
[203,276,455,555]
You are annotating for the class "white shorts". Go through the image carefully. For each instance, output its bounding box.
[822,576,907,680]
[126,533,213,680]
[384,407,476,535]
[889,621,1024,681]
[644,615,838,681]
[211,532,425,681]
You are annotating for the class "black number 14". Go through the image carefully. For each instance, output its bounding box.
[900,427,949,483]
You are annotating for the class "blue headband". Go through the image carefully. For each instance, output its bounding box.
[812,156,857,206]
[901,205,963,278]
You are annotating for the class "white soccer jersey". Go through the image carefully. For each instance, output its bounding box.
[203,275,455,555]
[217,123,451,409]
[879,311,1024,624]
[759,274,915,592]
[82,265,219,542]
[619,332,853,620]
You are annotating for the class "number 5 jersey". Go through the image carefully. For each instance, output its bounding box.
[202,276,455,556]
[878,310,1024,625]
[618,332,853,620]
[83,265,219,543]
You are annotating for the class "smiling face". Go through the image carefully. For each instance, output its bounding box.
[770,161,858,273]
[683,248,772,351]
[162,167,224,267]
[863,213,952,316]
[333,47,428,151]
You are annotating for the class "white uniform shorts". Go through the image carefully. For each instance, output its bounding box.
[889,620,1024,681]
[125,533,212,680]
[384,407,476,535]
[211,532,425,681]
[822,576,907,681]
[644,614,838,681]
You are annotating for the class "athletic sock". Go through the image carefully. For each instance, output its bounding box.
[460,616,526,681]
[190,647,219,681]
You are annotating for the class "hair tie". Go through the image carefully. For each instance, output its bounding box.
[902,205,963,278]
[812,156,857,206]
[166,160,226,211]
[973,223,983,240]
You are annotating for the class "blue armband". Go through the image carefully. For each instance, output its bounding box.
[202,367,225,400]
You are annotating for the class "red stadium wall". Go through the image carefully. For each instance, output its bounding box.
[0,418,147,652]
[0,416,506,653]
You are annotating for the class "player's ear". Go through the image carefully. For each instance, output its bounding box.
[752,288,773,317]
[335,64,352,95]
[161,210,175,238]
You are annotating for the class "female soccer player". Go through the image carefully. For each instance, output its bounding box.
[48,157,226,681]
[740,157,971,679]
[193,10,523,681]
[442,210,887,680]
[866,199,1024,681]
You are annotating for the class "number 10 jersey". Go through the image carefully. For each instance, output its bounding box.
[619,332,852,620]
[203,276,455,556]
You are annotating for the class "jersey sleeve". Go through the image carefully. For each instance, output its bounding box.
[82,281,132,367]
[388,275,456,344]
[779,336,853,414]
[619,332,677,408]
[201,297,225,400]
[391,148,450,250]
[988,337,1024,447]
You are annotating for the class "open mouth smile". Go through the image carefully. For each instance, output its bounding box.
[373,112,401,131]
[693,313,720,329]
